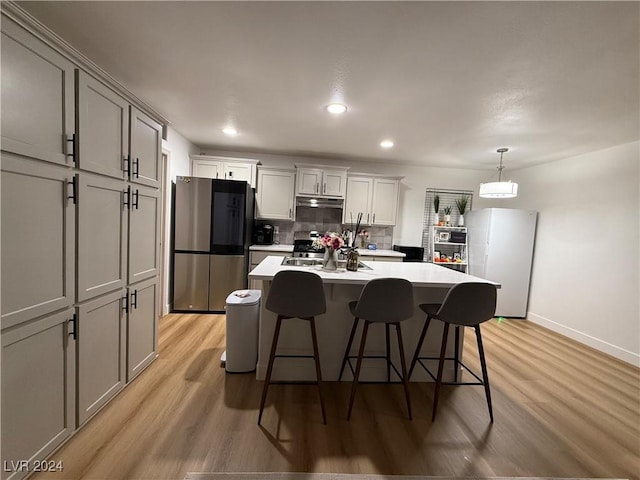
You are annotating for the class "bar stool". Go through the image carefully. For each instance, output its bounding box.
[409,282,497,422]
[258,270,327,425]
[338,278,414,420]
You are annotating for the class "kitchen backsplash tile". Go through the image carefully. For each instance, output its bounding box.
[262,207,393,249]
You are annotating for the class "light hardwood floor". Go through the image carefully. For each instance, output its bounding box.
[33,314,639,480]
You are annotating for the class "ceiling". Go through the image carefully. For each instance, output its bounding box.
[15,1,640,170]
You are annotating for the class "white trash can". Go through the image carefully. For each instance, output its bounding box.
[224,289,261,373]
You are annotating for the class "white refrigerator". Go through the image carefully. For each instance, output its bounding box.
[465,208,538,318]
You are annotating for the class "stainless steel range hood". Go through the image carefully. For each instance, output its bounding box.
[296,196,344,209]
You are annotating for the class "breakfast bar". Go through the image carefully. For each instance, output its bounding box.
[248,256,500,382]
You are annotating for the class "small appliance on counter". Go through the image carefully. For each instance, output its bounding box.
[393,245,425,262]
[253,223,274,245]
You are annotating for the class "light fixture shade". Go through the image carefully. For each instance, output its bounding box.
[479,181,518,198]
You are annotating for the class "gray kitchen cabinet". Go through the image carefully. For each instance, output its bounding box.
[128,184,161,284]
[127,277,158,382]
[1,308,76,480]
[129,107,162,188]
[343,174,401,226]
[191,155,258,188]
[77,290,126,426]
[295,165,348,198]
[76,70,129,179]
[256,168,296,220]
[0,16,74,166]
[1,154,75,329]
[77,173,128,302]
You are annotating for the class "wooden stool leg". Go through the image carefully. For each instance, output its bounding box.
[475,325,494,423]
[409,316,431,378]
[395,322,412,420]
[454,325,460,383]
[432,322,450,421]
[309,316,327,425]
[385,323,391,382]
[338,317,359,380]
[258,315,283,425]
[347,320,370,421]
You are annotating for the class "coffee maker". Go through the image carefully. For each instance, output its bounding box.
[253,223,274,245]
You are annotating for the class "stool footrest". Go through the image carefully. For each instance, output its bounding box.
[414,356,484,385]
[346,355,403,382]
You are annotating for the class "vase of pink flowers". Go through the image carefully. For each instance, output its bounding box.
[314,232,344,271]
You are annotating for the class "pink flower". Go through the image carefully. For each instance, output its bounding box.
[314,232,344,250]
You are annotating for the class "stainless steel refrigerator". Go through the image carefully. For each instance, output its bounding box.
[171,177,254,313]
[465,208,537,318]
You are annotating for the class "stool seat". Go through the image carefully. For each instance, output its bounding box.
[258,270,327,426]
[410,282,497,422]
[339,278,414,420]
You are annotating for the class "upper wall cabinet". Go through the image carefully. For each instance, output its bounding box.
[191,155,258,188]
[77,173,128,302]
[295,165,348,198]
[0,16,75,166]
[129,107,162,188]
[1,155,75,330]
[256,168,296,221]
[128,185,161,285]
[76,71,129,179]
[343,175,401,226]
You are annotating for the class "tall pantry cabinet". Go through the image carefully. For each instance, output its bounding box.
[1,7,163,480]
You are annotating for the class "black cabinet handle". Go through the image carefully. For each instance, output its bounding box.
[122,293,129,314]
[131,290,138,309]
[132,189,139,210]
[68,313,77,340]
[123,155,130,175]
[67,176,77,204]
[133,158,140,178]
[66,133,76,163]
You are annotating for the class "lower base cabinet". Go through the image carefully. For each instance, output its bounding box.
[77,290,126,426]
[1,309,76,480]
[127,278,158,381]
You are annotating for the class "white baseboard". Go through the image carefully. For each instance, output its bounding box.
[527,312,640,367]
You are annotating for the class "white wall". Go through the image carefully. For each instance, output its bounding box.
[478,142,639,365]
[160,127,198,314]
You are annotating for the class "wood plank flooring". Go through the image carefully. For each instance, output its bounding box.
[32,314,639,480]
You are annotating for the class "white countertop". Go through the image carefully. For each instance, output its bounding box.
[248,255,500,288]
[356,248,404,258]
[249,244,294,252]
[249,245,404,258]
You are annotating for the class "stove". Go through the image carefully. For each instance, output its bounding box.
[292,239,325,258]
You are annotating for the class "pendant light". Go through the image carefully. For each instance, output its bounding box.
[479,147,518,198]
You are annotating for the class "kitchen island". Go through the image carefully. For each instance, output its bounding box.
[248,255,500,382]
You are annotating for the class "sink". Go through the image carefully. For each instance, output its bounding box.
[281,257,371,270]
[281,257,323,267]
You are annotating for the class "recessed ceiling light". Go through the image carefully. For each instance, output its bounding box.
[380,140,394,148]
[325,103,348,115]
[222,126,238,136]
